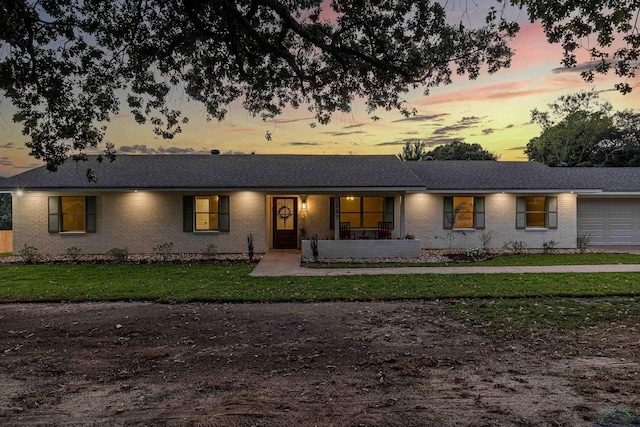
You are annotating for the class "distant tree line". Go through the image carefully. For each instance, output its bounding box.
[526,90,640,167]
[399,140,498,161]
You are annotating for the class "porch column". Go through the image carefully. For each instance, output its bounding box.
[334,195,340,240]
[400,194,406,238]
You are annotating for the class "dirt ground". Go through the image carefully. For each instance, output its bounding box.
[1,300,639,426]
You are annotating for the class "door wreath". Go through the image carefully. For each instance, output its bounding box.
[277,205,292,219]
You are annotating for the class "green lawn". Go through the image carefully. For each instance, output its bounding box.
[1,263,640,303]
[306,252,640,268]
[2,263,640,336]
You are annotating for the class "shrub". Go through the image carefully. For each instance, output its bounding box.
[153,242,173,260]
[66,246,82,261]
[542,240,558,254]
[479,231,493,252]
[107,247,129,262]
[247,234,254,262]
[203,243,218,257]
[310,235,319,262]
[577,233,591,253]
[18,244,40,263]
[153,241,173,255]
[464,248,487,261]
[502,240,527,254]
[404,233,415,240]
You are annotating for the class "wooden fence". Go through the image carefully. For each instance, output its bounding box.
[0,230,12,253]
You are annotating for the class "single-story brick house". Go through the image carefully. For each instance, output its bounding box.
[1,154,639,256]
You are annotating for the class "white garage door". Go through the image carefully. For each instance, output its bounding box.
[578,198,640,245]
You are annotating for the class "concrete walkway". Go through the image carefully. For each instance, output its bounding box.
[249,249,640,277]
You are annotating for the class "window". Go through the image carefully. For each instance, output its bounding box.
[330,197,394,229]
[443,196,485,229]
[195,196,219,231]
[183,195,230,232]
[516,196,557,229]
[48,196,96,233]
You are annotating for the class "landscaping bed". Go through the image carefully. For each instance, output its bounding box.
[0,252,261,265]
[303,248,640,267]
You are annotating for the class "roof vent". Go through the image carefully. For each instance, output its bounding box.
[211,149,220,155]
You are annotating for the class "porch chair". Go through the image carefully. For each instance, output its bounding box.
[339,222,354,240]
[376,221,391,239]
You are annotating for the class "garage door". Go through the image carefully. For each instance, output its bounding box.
[578,198,640,245]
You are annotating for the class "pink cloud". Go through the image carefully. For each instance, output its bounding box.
[270,116,315,124]
[223,128,256,133]
[415,75,584,106]
[112,113,129,119]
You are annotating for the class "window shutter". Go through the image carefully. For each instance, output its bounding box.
[218,195,230,232]
[183,196,194,232]
[547,196,558,229]
[384,197,394,229]
[516,197,526,229]
[329,197,335,230]
[48,196,60,233]
[443,197,453,229]
[86,196,97,233]
[474,197,485,230]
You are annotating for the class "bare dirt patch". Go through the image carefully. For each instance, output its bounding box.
[1,301,639,426]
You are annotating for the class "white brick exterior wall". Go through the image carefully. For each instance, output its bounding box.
[405,192,578,249]
[12,191,267,255]
[297,195,333,241]
[12,190,579,255]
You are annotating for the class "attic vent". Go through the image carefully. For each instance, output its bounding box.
[211,149,220,155]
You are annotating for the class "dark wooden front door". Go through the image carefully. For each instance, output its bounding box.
[273,197,297,249]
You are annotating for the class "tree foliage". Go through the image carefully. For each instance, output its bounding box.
[398,140,429,161]
[515,0,640,95]
[425,140,498,161]
[0,0,518,178]
[591,110,640,167]
[1,0,638,177]
[526,90,640,166]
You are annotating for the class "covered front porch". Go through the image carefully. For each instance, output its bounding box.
[266,192,420,258]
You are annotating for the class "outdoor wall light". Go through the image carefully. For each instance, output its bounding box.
[14,189,23,197]
[301,195,307,211]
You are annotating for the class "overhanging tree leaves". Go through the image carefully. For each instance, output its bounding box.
[515,0,640,94]
[0,0,518,179]
[1,1,638,179]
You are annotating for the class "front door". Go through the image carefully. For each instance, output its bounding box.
[273,197,298,249]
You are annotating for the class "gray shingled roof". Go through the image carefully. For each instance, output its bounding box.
[555,167,640,192]
[0,154,425,190]
[405,160,601,191]
[2,155,640,193]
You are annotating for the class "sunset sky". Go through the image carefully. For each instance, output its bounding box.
[1,4,639,177]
